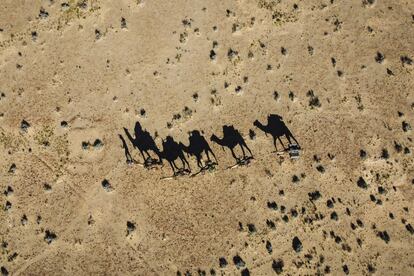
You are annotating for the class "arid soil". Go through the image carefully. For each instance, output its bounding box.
[1,0,414,275]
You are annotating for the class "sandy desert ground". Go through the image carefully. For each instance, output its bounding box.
[1,0,414,275]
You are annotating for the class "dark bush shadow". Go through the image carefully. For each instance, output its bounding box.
[160,135,191,175]
[253,114,300,151]
[210,125,253,162]
[123,122,163,166]
[180,130,218,170]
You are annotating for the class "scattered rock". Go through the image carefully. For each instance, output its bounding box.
[233,255,245,268]
[402,121,411,132]
[292,236,302,253]
[61,3,70,11]
[227,48,238,61]
[210,50,216,60]
[327,199,334,208]
[31,31,37,41]
[343,264,349,275]
[126,221,136,236]
[60,121,68,128]
[316,165,325,173]
[88,214,95,225]
[401,55,413,66]
[121,17,127,28]
[219,257,227,268]
[381,149,389,159]
[375,52,384,63]
[44,230,57,244]
[4,186,13,196]
[43,183,52,191]
[93,139,103,148]
[265,240,272,253]
[20,120,30,132]
[308,46,314,55]
[267,201,278,210]
[377,230,390,243]
[307,90,321,108]
[266,219,276,229]
[357,177,368,189]
[247,224,256,233]
[82,141,90,150]
[308,191,321,201]
[4,201,12,211]
[406,224,414,235]
[367,264,376,274]
[101,179,113,192]
[273,91,280,101]
[292,175,300,183]
[1,266,8,276]
[272,259,284,274]
[39,7,49,19]
[95,29,102,40]
[21,214,28,225]
[241,268,250,276]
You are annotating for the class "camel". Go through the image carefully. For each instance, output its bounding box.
[119,134,133,164]
[210,125,253,161]
[160,136,190,175]
[253,114,300,151]
[180,130,217,169]
[123,122,163,164]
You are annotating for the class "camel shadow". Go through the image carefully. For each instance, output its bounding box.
[180,130,218,172]
[161,136,191,176]
[210,125,253,164]
[123,122,163,167]
[253,114,300,152]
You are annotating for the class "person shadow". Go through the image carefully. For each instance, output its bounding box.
[160,135,191,176]
[180,130,218,173]
[119,134,133,164]
[210,125,253,166]
[123,121,163,167]
[253,114,300,152]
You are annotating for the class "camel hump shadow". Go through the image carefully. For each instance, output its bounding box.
[210,125,253,161]
[180,130,217,168]
[253,114,300,151]
[134,122,158,151]
[161,136,181,160]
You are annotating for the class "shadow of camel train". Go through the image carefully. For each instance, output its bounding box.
[253,114,300,151]
[210,125,253,163]
[180,130,218,169]
[120,114,299,175]
[161,135,191,175]
[123,122,163,166]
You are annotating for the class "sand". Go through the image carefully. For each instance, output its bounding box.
[1,0,413,275]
